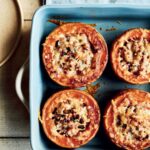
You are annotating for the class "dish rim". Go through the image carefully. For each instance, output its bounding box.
[29,4,150,150]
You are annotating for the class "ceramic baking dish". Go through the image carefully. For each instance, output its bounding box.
[29,4,150,150]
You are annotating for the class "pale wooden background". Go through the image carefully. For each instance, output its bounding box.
[0,0,40,149]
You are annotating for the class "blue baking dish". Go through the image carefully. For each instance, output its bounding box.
[29,4,150,150]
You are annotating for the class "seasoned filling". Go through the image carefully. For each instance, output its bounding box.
[51,33,94,77]
[118,38,150,76]
[113,100,150,143]
[51,99,90,137]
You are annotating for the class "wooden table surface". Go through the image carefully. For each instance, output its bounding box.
[0,0,40,149]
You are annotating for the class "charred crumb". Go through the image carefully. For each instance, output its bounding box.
[52,100,89,137]
[79,118,84,124]
[78,125,85,129]
[143,135,149,140]
[55,40,60,48]
[133,71,140,76]
[135,126,139,131]
[82,103,87,107]
[124,41,128,46]
[52,116,55,119]
[86,122,90,128]
[135,136,142,141]
[89,41,97,53]
[60,51,67,56]
[52,108,57,114]
[122,124,127,129]
[66,47,71,52]
[77,70,82,75]
[63,109,71,114]
[105,26,117,32]
[116,115,121,126]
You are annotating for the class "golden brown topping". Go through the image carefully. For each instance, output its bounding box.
[118,38,150,76]
[50,99,90,137]
[51,33,94,77]
[43,23,108,87]
[111,28,150,84]
[114,102,150,142]
[104,89,150,149]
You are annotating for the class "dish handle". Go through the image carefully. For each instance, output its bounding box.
[15,57,29,112]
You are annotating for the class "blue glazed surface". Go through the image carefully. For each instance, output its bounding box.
[30,4,150,150]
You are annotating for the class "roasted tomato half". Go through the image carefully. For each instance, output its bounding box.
[104,89,150,150]
[41,89,100,148]
[111,28,150,84]
[42,23,108,87]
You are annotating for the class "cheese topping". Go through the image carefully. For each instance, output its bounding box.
[50,98,90,138]
[113,99,150,144]
[118,37,150,76]
[50,33,94,77]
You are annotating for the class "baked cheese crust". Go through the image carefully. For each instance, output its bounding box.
[43,23,108,87]
[104,89,150,150]
[111,28,150,84]
[42,90,100,148]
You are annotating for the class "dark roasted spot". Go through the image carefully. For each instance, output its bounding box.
[86,122,90,128]
[75,114,80,119]
[60,114,65,118]
[70,78,76,84]
[124,41,128,46]
[79,39,82,43]
[79,118,84,124]
[78,125,85,129]
[55,117,60,121]
[133,107,137,113]
[61,51,67,56]
[129,128,133,133]
[69,52,76,58]
[66,47,71,52]
[82,103,87,107]
[63,109,70,114]
[63,69,67,74]
[64,119,69,123]
[133,71,140,76]
[135,136,142,141]
[52,116,55,119]
[55,40,60,48]
[66,35,70,41]
[120,59,124,63]
[60,132,65,135]
[52,108,57,114]
[70,109,75,113]
[116,115,121,126]
[136,126,139,131]
[90,42,97,53]
[122,124,127,129]
[143,135,149,140]
[54,120,58,125]
[77,70,82,75]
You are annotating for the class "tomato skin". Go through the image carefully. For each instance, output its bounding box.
[41,89,100,148]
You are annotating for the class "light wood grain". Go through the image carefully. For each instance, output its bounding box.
[0,21,31,137]
[0,138,31,150]
[0,0,41,149]
[19,0,41,20]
